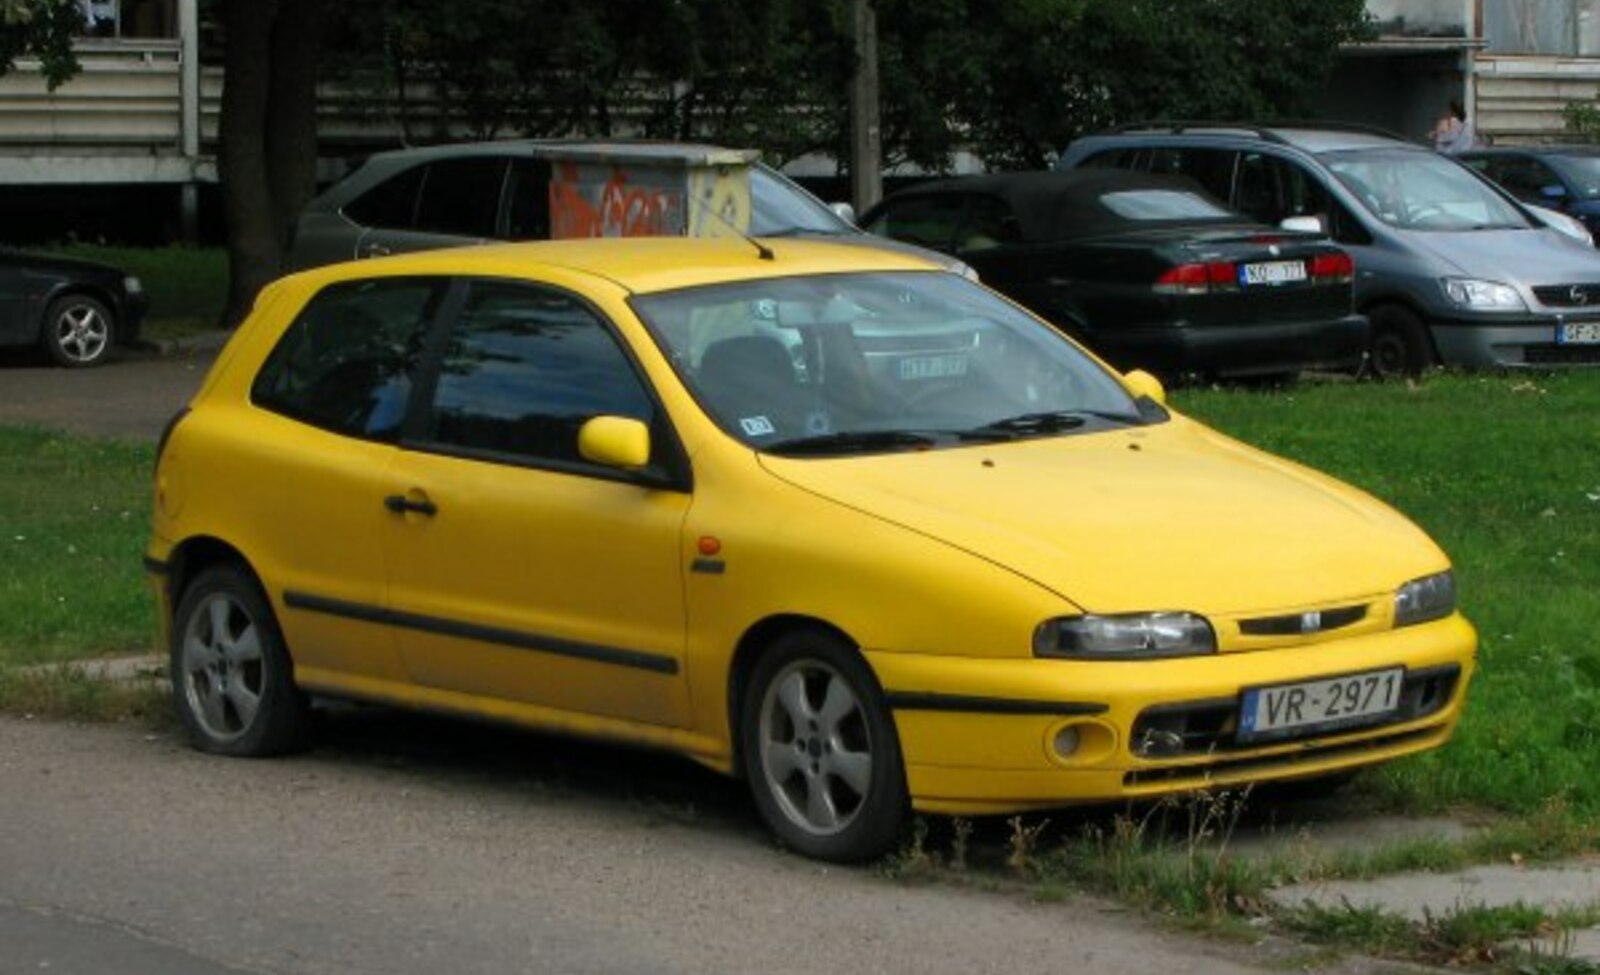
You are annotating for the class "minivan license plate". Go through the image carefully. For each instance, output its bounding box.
[1558,321,1600,345]
[1240,261,1308,286]
[1238,667,1403,742]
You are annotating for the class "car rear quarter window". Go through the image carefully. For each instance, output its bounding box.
[956,195,1021,251]
[344,165,426,230]
[504,158,553,240]
[865,194,966,250]
[422,282,655,467]
[1148,147,1237,203]
[414,158,512,238]
[252,278,445,440]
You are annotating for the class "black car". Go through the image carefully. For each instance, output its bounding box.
[861,170,1367,380]
[0,251,147,367]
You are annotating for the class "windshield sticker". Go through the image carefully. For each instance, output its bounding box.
[740,416,777,437]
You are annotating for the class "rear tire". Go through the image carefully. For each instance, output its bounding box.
[171,564,310,757]
[739,629,909,862]
[1363,305,1432,380]
[41,294,115,368]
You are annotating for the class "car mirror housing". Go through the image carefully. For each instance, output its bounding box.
[578,415,652,470]
[1122,369,1167,406]
[829,201,858,226]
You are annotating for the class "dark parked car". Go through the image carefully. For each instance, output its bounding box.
[1059,124,1600,375]
[860,169,1366,380]
[1459,146,1600,241]
[0,250,146,367]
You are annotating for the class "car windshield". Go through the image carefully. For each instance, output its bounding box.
[1546,155,1600,200]
[750,165,855,236]
[1323,149,1531,231]
[632,271,1145,454]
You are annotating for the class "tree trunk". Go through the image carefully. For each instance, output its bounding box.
[218,0,327,327]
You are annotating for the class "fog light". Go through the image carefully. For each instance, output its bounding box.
[1053,726,1081,758]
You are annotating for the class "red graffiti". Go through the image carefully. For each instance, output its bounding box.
[549,162,680,238]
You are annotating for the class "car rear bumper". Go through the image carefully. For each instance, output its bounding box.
[1430,316,1600,367]
[866,612,1476,815]
[1094,312,1369,379]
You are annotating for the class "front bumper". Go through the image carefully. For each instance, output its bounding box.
[867,613,1476,815]
[1430,315,1600,367]
[1095,312,1369,379]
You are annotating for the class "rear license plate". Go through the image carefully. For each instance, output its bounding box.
[898,353,968,380]
[1558,321,1600,345]
[1240,261,1308,286]
[1237,667,1404,742]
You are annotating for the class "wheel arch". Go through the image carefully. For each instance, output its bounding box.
[724,613,865,780]
[36,282,123,336]
[164,536,264,620]
[1358,294,1442,364]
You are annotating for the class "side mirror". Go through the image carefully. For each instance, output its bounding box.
[1122,369,1167,406]
[1279,215,1326,234]
[829,202,858,226]
[578,415,651,471]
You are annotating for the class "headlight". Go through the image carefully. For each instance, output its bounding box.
[1033,612,1216,659]
[1441,278,1524,310]
[1394,570,1455,627]
[123,275,144,295]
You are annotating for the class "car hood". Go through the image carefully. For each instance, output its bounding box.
[757,419,1444,616]
[1402,226,1600,282]
[0,249,121,279]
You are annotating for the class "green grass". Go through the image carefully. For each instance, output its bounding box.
[1172,372,1600,817]
[0,426,156,665]
[43,244,227,341]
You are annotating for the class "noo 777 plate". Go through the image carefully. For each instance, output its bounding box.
[1237,667,1404,743]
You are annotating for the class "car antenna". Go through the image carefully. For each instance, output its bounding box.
[687,180,774,261]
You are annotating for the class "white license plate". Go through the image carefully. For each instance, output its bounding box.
[1558,321,1600,345]
[898,354,968,380]
[1238,667,1404,741]
[1240,261,1308,286]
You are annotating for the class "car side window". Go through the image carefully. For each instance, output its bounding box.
[414,158,512,238]
[422,281,655,468]
[957,195,1021,251]
[252,278,445,441]
[1491,157,1562,202]
[865,194,966,250]
[503,158,553,240]
[344,165,426,230]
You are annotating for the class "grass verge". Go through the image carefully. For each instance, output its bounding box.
[38,244,227,341]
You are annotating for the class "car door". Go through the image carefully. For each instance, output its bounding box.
[384,278,693,727]
[246,276,448,684]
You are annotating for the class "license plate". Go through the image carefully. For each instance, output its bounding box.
[1237,667,1404,742]
[1558,321,1600,345]
[1240,261,1308,286]
[897,354,968,380]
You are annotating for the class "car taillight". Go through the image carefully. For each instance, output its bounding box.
[1153,261,1237,295]
[1309,252,1354,284]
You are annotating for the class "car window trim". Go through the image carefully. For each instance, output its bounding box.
[398,275,695,493]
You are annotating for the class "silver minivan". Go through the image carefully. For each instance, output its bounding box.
[1059,125,1600,376]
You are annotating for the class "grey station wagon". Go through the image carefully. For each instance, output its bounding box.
[1059,124,1600,376]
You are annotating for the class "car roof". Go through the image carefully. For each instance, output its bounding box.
[1074,123,1420,156]
[362,138,760,169]
[882,169,1251,241]
[289,237,939,296]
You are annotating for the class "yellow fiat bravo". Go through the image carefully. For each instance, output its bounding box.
[147,238,1475,861]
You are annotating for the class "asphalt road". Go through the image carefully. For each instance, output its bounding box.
[0,713,1301,975]
[0,341,220,440]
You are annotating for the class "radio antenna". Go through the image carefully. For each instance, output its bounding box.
[687,175,774,261]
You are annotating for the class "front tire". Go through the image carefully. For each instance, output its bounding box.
[740,629,909,862]
[171,564,310,757]
[1363,305,1432,380]
[42,294,115,368]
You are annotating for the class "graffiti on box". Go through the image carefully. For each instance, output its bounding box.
[547,161,754,240]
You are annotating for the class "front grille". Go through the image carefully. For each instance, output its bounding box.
[1128,664,1459,759]
[1238,604,1367,637]
[1123,727,1441,787]
[1525,344,1600,365]
[1533,284,1600,308]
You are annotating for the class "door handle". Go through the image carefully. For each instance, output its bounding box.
[383,494,437,516]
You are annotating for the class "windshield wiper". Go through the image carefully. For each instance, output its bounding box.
[765,430,945,455]
[971,409,1141,438]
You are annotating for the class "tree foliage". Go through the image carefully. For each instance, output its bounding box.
[0,0,79,88]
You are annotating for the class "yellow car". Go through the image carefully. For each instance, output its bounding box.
[146,238,1475,862]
